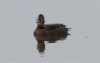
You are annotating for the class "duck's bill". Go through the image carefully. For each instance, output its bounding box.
[36,20,41,23]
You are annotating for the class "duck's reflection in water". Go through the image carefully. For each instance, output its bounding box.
[37,40,45,56]
[34,34,69,56]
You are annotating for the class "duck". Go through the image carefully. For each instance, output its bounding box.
[34,14,70,36]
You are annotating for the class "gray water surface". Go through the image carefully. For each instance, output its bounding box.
[0,0,100,63]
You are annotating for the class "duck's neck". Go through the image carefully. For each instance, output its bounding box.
[36,22,44,29]
[37,25,44,29]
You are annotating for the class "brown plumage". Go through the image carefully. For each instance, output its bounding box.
[34,14,69,36]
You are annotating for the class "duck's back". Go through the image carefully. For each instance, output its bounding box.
[44,24,68,36]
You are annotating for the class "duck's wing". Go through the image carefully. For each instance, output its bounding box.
[44,24,66,31]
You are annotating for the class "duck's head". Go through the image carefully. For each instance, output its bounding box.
[36,14,45,27]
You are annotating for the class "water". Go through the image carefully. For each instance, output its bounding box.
[0,0,100,63]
